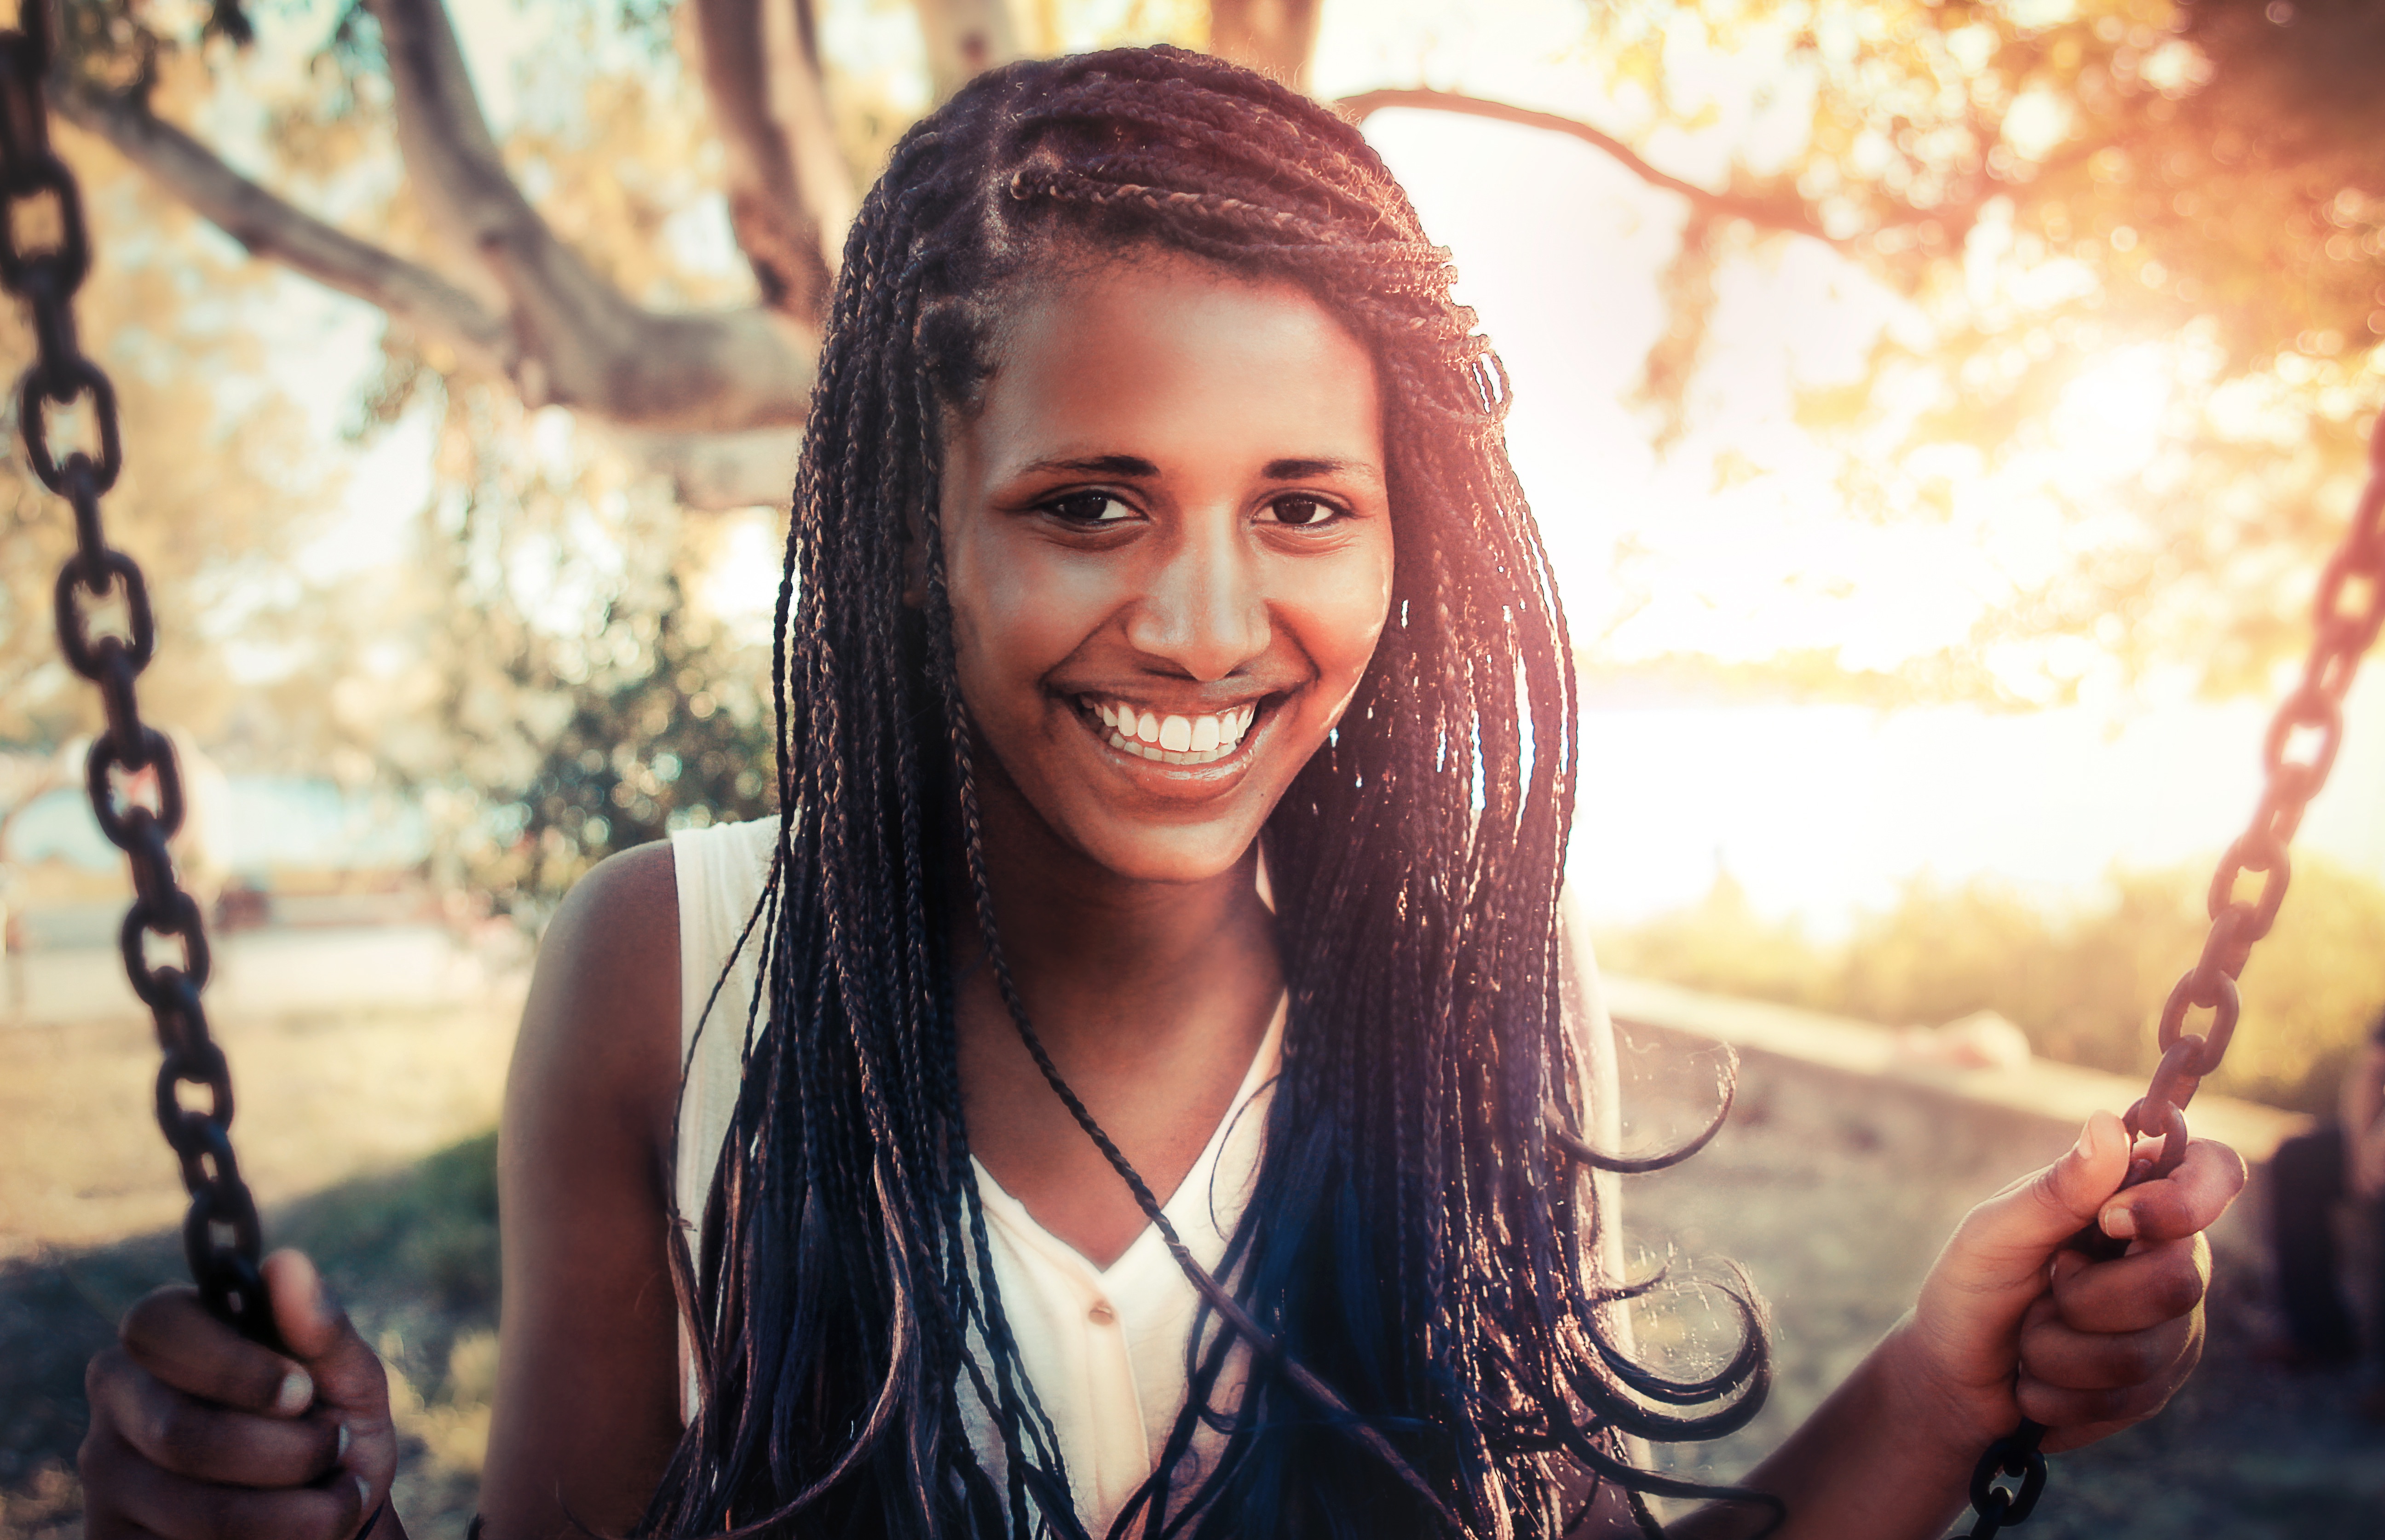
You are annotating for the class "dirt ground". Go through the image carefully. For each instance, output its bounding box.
[1619,1033,2385,1538]
[5,993,2384,1539]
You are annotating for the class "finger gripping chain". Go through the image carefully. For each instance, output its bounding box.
[1952,411,2385,1533]
[1,19,272,1345]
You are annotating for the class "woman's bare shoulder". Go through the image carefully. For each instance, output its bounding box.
[483,841,688,1537]
[518,841,682,1134]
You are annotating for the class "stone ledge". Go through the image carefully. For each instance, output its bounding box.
[1603,973,2315,1165]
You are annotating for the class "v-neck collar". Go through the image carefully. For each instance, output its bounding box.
[971,992,1286,1284]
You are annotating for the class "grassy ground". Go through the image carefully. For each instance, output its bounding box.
[0,1136,501,1540]
[0,985,520,1540]
[6,994,2384,1538]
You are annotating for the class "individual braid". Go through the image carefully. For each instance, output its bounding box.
[639,43,1775,1540]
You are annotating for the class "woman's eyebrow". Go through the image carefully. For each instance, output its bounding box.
[1014,453,1379,481]
[1263,455,1378,481]
[1018,453,1160,477]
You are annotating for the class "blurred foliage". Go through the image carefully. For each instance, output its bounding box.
[1584,0,2384,361]
[1577,0,2385,700]
[309,376,777,918]
[8,5,782,914]
[1597,855,2385,1113]
[0,120,330,747]
[6,0,2381,911]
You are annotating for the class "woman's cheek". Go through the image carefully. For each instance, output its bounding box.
[1311,545,1394,692]
[952,542,1101,684]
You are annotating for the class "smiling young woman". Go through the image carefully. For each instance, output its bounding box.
[78,44,2242,1540]
[941,254,1392,1279]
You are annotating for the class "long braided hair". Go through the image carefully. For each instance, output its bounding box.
[639,45,1770,1540]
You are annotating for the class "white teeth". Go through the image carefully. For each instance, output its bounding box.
[1083,697,1261,765]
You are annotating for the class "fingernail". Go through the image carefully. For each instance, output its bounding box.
[276,1367,314,1416]
[336,1421,351,1461]
[2100,1204,2137,1239]
[354,1473,373,1513]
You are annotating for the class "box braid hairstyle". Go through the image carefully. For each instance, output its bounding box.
[638,43,1773,1540]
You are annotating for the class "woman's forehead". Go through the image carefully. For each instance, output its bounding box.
[964,253,1385,477]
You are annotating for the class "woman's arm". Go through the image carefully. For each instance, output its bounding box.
[76,843,689,1540]
[478,841,688,1539]
[1669,1114,2245,1540]
[2341,1037,2385,1200]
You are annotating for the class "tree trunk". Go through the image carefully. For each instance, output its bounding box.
[369,0,821,431]
[681,0,853,323]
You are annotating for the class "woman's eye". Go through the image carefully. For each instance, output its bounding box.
[1044,492,1135,525]
[1266,495,1345,527]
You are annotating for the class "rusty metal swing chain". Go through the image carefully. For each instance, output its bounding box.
[1,8,277,1345]
[2,0,2380,1521]
[1954,413,2385,1537]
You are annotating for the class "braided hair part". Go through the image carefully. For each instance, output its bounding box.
[639,45,1771,1540]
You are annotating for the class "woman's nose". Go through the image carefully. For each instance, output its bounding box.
[1122,519,1269,681]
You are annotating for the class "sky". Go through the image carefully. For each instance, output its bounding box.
[48,0,2380,922]
[1323,3,2385,921]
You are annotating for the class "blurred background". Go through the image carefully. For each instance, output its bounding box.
[3,0,2383,1534]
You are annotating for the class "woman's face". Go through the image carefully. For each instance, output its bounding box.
[937,250,1394,887]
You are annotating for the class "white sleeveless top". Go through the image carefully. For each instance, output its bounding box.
[669,817,1280,1535]
[666,818,1631,1534]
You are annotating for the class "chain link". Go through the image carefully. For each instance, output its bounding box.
[2,6,276,1346]
[1952,412,2385,1535]
[4,0,2380,1515]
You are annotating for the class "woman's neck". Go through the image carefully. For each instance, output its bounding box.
[953,757,1284,1266]
[960,754,1282,1059]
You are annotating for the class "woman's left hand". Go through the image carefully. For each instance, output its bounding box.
[1896,1109,2247,1455]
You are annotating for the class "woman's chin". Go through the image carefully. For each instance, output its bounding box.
[1064,818,1263,891]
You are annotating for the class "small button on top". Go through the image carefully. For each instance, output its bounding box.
[1088,1300,1117,1325]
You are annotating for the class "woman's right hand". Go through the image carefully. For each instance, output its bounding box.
[80,1249,400,1540]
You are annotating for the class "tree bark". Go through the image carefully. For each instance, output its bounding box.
[680,0,853,323]
[1209,0,1320,91]
[367,0,819,433]
[915,0,1023,103]
[614,424,808,511]
[53,81,513,373]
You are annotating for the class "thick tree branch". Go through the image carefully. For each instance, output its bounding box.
[1209,0,1320,91]
[613,424,807,512]
[914,0,1021,103]
[680,0,851,323]
[1337,87,1838,247]
[369,0,817,431]
[54,79,513,369]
